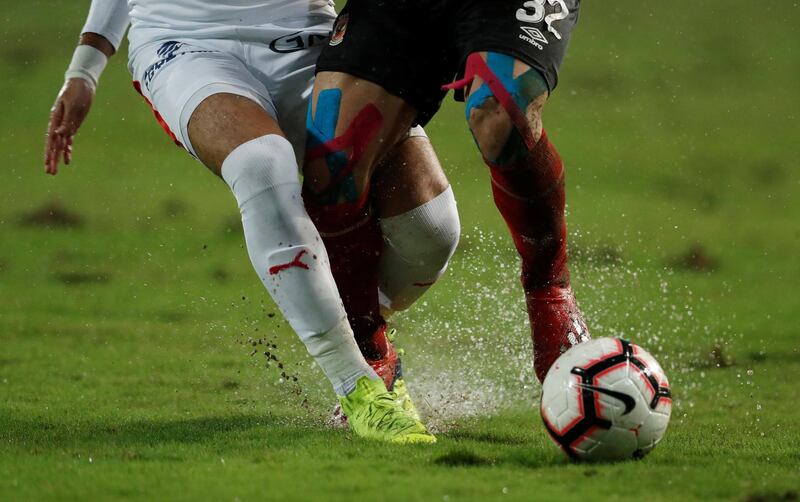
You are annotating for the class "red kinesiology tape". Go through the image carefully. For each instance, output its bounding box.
[306,102,383,210]
[444,53,538,151]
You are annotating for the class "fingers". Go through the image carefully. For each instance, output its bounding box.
[44,80,93,175]
[47,136,63,175]
[46,132,66,175]
[53,101,86,170]
[64,136,73,165]
[45,104,59,171]
[45,100,65,175]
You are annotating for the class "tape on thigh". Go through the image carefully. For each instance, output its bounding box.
[306,88,383,207]
[444,52,544,151]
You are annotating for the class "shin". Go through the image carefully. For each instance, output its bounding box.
[221,134,376,395]
[303,79,414,359]
[372,132,461,315]
[456,52,569,291]
[454,52,589,381]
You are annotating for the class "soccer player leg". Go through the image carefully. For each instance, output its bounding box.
[303,75,435,442]
[189,90,432,446]
[460,51,590,381]
[129,41,377,396]
[129,31,433,446]
[303,72,417,362]
[187,92,378,397]
[372,129,461,316]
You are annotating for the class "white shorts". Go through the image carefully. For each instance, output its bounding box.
[127,16,333,164]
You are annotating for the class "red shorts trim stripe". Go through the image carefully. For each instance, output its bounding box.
[132,81,183,148]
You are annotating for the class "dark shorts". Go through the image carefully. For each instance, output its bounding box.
[316,0,581,125]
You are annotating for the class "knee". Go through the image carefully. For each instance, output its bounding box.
[221,135,300,206]
[380,186,461,273]
[378,187,460,313]
[467,91,546,166]
[467,97,514,161]
[409,209,461,268]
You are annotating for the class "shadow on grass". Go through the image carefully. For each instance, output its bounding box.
[446,429,530,446]
[433,416,559,469]
[1,414,318,452]
[432,446,556,470]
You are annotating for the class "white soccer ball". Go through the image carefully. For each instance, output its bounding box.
[540,337,672,462]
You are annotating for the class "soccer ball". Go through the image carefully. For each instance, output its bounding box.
[540,337,672,462]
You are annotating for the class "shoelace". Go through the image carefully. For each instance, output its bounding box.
[362,392,419,432]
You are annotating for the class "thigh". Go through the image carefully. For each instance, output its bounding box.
[129,39,279,161]
[188,93,285,174]
[304,71,417,202]
[243,17,334,166]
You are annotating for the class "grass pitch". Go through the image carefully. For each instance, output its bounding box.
[1,1,799,500]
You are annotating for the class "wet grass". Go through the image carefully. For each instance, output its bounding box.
[1,0,799,500]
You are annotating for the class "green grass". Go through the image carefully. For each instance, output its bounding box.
[1,0,799,500]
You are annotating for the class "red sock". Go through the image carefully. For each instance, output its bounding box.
[302,194,387,359]
[487,130,569,292]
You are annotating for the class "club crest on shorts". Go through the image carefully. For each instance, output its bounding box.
[329,14,349,46]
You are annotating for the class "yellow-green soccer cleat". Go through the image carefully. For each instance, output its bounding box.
[329,325,422,426]
[338,376,436,444]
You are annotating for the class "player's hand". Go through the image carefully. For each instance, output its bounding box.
[45,78,94,175]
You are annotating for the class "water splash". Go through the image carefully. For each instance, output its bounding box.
[213,226,727,428]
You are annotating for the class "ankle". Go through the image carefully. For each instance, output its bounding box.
[357,322,389,361]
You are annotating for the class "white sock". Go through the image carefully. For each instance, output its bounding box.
[378,186,461,312]
[222,134,376,396]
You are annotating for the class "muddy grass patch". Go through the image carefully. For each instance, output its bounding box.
[749,160,786,188]
[434,449,495,467]
[2,44,42,69]
[156,310,188,323]
[19,201,84,228]
[161,198,190,218]
[744,490,798,502]
[54,271,111,285]
[690,343,736,369]
[654,174,720,213]
[211,266,230,283]
[221,380,240,390]
[220,214,243,237]
[571,242,625,266]
[668,243,719,272]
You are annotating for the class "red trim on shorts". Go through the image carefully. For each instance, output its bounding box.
[132,81,183,148]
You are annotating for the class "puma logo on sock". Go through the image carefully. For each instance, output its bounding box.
[269,249,310,275]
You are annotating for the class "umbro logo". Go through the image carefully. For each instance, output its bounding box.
[518,26,549,50]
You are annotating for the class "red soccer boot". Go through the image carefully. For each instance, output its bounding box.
[528,285,591,382]
[362,323,399,391]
